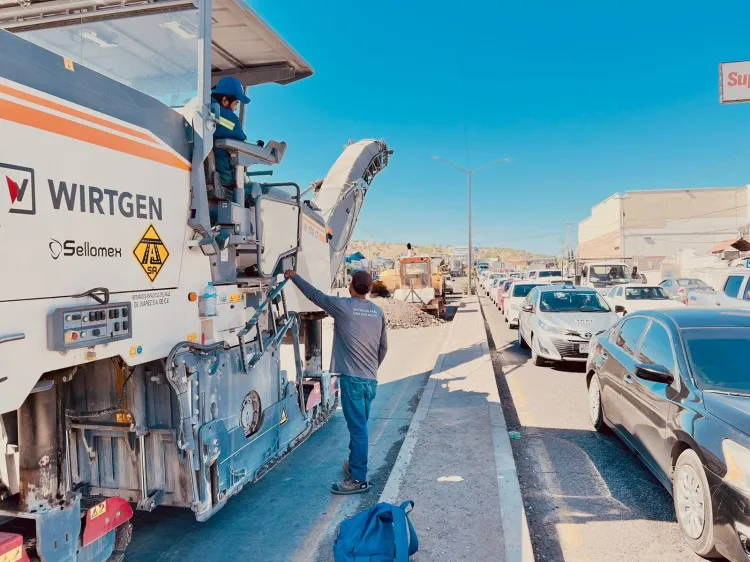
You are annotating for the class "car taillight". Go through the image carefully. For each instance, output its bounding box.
[678,288,685,294]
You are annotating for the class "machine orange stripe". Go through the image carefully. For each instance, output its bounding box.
[0,98,190,171]
[0,83,157,143]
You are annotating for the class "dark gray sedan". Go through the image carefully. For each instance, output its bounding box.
[586,308,750,561]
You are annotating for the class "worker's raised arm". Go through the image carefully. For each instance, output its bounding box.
[286,271,345,318]
[378,315,388,366]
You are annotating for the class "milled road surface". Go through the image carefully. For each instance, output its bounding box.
[125,297,459,562]
[479,292,706,562]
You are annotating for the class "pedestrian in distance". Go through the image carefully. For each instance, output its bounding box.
[284,269,388,495]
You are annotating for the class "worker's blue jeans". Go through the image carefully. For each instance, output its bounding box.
[340,374,377,482]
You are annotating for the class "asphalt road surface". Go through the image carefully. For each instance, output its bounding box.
[479,292,707,562]
[125,297,460,562]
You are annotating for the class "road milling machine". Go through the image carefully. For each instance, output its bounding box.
[0,1,390,560]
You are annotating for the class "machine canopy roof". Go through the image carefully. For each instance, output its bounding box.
[0,0,313,87]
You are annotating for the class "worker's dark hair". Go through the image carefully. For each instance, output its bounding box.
[353,283,369,296]
[211,92,238,105]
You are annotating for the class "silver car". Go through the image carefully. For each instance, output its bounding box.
[518,284,619,366]
[659,277,713,304]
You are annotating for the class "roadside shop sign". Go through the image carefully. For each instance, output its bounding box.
[720,60,750,104]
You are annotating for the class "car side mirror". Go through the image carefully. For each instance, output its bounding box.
[521,304,534,313]
[614,305,626,314]
[634,363,674,385]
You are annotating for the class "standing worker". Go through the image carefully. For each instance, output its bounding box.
[284,269,387,495]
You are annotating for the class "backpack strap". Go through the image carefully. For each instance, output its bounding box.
[390,505,409,562]
[398,501,419,556]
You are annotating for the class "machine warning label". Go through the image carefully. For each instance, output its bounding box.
[280,407,288,426]
[133,224,169,282]
[0,546,22,562]
[90,501,107,520]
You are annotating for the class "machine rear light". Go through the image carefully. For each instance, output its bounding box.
[0,532,30,562]
[188,292,197,302]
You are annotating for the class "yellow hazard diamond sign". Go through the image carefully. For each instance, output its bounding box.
[280,407,288,426]
[133,224,169,282]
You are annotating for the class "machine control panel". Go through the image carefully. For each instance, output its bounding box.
[48,303,132,351]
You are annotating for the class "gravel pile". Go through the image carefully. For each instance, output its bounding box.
[373,298,445,329]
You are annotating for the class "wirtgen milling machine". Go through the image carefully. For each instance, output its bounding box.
[0,1,390,559]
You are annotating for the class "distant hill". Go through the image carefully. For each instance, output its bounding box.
[349,241,552,263]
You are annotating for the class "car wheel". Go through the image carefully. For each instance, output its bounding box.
[518,327,529,350]
[588,375,606,432]
[531,336,545,366]
[504,315,508,323]
[673,449,719,558]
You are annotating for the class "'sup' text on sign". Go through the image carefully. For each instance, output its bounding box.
[720,60,750,104]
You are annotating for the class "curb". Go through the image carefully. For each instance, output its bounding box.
[379,296,534,562]
[378,303,459,504]
[477,297,535,562]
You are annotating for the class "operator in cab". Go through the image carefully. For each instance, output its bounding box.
[211,77,250,189]
[284,269,388,495]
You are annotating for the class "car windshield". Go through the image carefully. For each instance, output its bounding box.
[589,265,630,282]
[538,270,562,278]
[503,281,514,291]
[512,284,537,298]
[539,291,611,312]
[683,328,750,394]
[625,287,670,300]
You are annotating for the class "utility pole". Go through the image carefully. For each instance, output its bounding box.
[564,222,573,275]
[432,155,511,293]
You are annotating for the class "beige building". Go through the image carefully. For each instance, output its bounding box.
[578,186,750,270]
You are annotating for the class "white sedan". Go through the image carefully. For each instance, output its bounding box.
[482,273,505,295]
[605,284,685,316]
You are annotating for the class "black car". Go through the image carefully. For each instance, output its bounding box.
[586,308,750,561]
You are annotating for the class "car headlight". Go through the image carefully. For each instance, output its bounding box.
[539,322,564,335]
[723,440,750,493]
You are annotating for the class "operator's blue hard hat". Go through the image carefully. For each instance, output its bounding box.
[212,77,250,104]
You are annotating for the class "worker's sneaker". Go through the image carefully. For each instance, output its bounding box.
[331,477,370,495]
[343,459,351,477]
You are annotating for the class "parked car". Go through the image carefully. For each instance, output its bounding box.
[534,269,564,284]
[504,283,539,327]
[688,271,750,310]
[585,308,750,562]
[509,272,523,280]
[518,284,619,366]
[482,273,505,295]
[445,275,454,294]
[660,277,713,304]
[492,279,505,307]
[605,283,685,315]
[496,279,515,312]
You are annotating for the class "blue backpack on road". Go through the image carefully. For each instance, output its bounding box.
[334,500,419,562]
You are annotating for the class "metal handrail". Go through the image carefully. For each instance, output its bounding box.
[237,278,288,372]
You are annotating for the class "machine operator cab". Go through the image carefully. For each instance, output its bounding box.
[0,0,313,284]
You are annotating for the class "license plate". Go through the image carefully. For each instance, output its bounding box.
[579,343,590,354]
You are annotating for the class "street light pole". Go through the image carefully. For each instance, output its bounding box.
[468,170,473,290]
[432,155,510,294]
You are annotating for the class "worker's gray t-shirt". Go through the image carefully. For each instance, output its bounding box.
[291,276,388,381]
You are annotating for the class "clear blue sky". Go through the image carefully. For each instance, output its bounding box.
[247,0,750,255]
